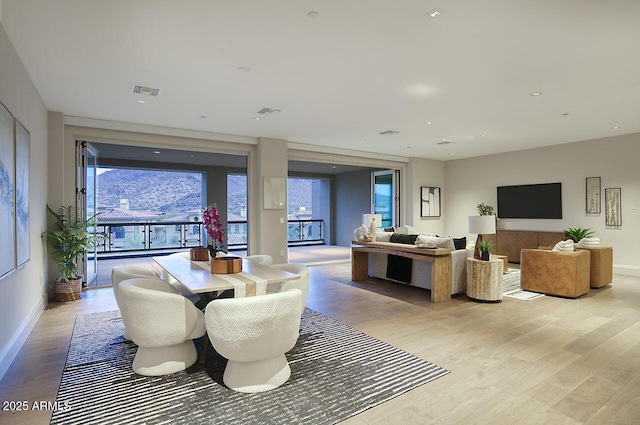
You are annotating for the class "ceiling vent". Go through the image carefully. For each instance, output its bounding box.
[257,107,281,114]
[437,141,455,145]
[131,84,161,97]
[379,130,399,136]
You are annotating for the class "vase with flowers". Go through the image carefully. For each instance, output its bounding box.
[203,204,226,259]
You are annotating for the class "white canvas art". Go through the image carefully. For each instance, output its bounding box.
[0,102,16,278]
[15,120,30,267]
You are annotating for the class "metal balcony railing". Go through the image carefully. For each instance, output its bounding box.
[95,218,324,256]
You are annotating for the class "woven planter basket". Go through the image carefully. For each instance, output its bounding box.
[54,278,82,302]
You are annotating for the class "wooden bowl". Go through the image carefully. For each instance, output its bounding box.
[190,247,210,261]
[211,257,242,274]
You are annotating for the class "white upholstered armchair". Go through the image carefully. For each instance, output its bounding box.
[118,277,206,376]
[204,289,302,393]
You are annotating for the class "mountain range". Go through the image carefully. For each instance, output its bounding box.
[97,169,312,217]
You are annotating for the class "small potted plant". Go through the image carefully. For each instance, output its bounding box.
[478,240,493,261]
[41,205,101,301]
[477,203,494,216]
[564,227,594,243]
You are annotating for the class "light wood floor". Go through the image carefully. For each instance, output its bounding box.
[1,264,639,424]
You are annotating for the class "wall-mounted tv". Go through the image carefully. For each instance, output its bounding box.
[497,183,562,219]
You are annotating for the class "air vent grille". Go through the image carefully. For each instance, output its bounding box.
[379,130,399,136]
[131,84,161,97]
[257,107,281,114]
[437,141,455,145]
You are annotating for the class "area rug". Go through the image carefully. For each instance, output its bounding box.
[502,269,545,301]
[50,309,449,425]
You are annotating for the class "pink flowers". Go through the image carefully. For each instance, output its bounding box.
[203,205,224,248]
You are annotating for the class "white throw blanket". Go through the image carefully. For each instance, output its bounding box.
[552,239,575,252]
[577,237,600,248]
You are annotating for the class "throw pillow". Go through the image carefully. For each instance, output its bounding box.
[390,233,419,244]
[453,237,467,250]
[417,235,455,250]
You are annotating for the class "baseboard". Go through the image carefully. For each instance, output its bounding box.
[0,297,45,381]
[614,264,640,277]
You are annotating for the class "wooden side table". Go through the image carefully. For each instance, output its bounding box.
[490,254,509,273]
[576,246,613,288]
[466,258,503,302]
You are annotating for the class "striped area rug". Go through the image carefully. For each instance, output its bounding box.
[50,309,449,425]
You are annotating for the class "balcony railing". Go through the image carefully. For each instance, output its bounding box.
[95,218,323,256]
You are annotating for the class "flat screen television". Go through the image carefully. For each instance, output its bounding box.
[497,183,562,219]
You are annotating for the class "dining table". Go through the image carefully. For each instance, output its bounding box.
[153,252,301,363]
[153,252,300,298]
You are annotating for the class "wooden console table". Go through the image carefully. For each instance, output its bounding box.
[351,241,452,303]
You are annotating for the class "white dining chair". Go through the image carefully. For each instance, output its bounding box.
[205,289,302,393]
[268,263,309,317]
[111,266,161,340]
[245,254,273,265]
[118,277,206,376]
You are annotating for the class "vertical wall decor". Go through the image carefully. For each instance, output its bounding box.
[605,187,622,229]
[263,177,285,209]
[15,119,30,267]
[0,102,16,278]
[420,186,441,217]
[585,176,601,215]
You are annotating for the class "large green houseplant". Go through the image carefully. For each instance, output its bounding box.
[41,205,101,301]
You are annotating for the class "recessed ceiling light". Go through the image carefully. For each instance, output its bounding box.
[611,126,620,129]
[450,153,455,156]
[426,8,441,18]
[529,91,542,96]
[307,11,319,18]
[137,99,146,104]
[480,134,487,137]
[425,121,432,125]
[359,139,367,142]
[238,66,251,73]
[255,117,261,120]
[153,151,161,154]
[332,166,337,169]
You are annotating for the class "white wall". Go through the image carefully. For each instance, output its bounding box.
[0,22,49,379]
[406,157,446,235]
[444,133,640,275]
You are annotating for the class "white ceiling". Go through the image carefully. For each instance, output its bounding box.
[2,0,639,161]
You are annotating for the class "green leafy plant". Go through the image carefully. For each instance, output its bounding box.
[41,205,102,281]
[477,203,494,216]
[564,227,594,243]
[478,240,493,253]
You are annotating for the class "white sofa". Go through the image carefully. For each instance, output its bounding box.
[367,232,472,295]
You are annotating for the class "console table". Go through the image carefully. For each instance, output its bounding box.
[351,241,452,303]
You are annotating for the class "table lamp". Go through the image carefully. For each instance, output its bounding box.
[468,215,496,260]
[362,213,382,235]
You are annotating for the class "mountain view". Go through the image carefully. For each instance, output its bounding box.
[97,169,313,218]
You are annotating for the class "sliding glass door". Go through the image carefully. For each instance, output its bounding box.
[76,141,99,287]
[372,170,399,228]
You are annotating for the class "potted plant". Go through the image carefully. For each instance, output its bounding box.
[478,240,493,261]
[41,205,101,301]
[564,227,594,243]
[477,203,494,216]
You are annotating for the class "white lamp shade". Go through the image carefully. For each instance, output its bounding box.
[362,214,382,228]
[468,215,496,235]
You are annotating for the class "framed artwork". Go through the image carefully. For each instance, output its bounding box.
[420,186,441,217]
[605,187,622,229]
[0,101,16,278]
[15,119,30,267]
[585,176,600,215]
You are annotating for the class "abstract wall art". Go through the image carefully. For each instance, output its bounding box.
[0,102,16,278]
